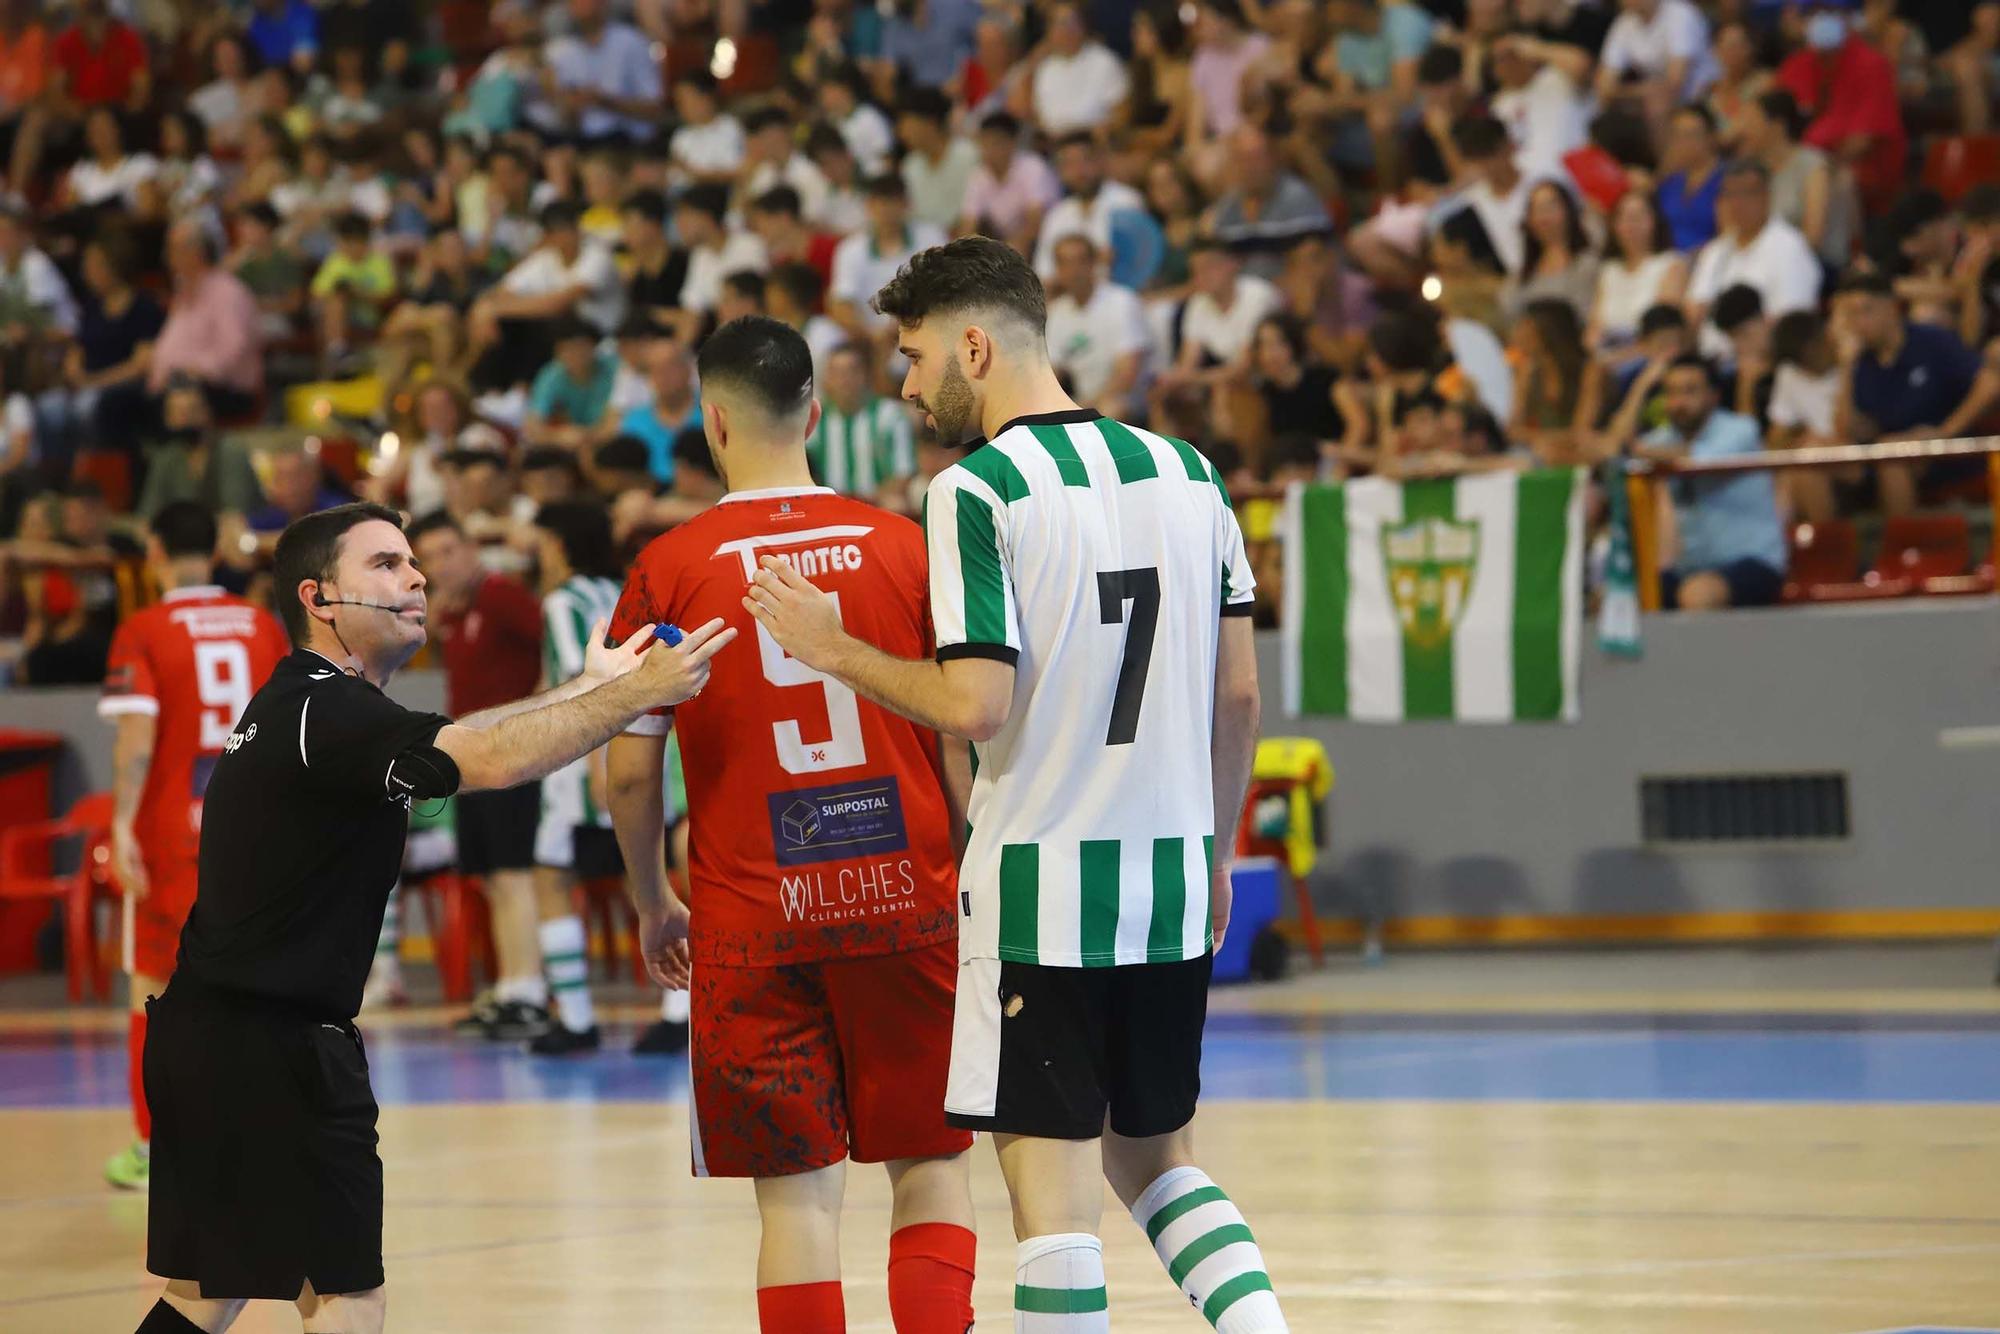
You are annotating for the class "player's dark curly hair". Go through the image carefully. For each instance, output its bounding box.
[271,502,404,646]
[871,235,1047,344]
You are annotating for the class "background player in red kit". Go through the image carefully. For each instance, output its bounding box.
[607,317,976,1334]
[97,501,289,1190]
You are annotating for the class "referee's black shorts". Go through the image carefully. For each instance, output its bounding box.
[455,783,540,875]
[145,978,384,1299]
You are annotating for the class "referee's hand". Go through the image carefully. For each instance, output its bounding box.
[582,619,657,683]
[634,616,737,706]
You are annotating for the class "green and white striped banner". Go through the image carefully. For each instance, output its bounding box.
[1281,469,1585,722]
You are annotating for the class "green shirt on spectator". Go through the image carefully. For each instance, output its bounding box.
[529,352,618,428]
[137,436,263,523]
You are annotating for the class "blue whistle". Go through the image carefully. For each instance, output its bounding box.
[654,623,685,647]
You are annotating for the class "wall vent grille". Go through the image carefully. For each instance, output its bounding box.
[1640,773,1851,844]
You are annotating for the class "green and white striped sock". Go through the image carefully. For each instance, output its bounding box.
[538,915,594,1033]
[1014,1233,1108,1332]
[1132,1168,1285,1332]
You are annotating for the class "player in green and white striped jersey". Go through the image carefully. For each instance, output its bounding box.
[747,237,1286,1333]
[525,502,626,1056]
[805,342,917,499]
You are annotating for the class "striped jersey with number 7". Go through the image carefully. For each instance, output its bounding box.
[925,408,1256,968]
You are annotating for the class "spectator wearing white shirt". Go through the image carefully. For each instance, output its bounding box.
[676,184,769,328]
[1765,309,1845,522]
[828,174,946,348]
[804,122,870,235]
[1029,1,1129,136]
[1154,237,1283,413]
[1490,32,1594,182]
[896,88,980,233]
[1440,116,1535,277]
[59,106,158,214]
[1044,234,1148,418]
[1596,0,1720,132]
[188,33,256,151]
[668,71,745,188]
[527,0,663,146]
[1031,132,1145,279]
[1590,188,1690,357]
[1685,161,1821,356]
[737,106,834,229]
[816,65,896,173]
[466,200,624,390]
[0,203,79,340]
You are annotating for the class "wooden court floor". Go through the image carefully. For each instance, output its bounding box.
[4,946,2000,1332]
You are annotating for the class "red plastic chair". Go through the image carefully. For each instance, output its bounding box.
[1923,135,2000,205]
[1235,778,1327,967]
[1873,513,1972,584]
[1782,520,1860,602]
[71,450,133,513]
[1922,563,1998,596]
[413,872,497,1004]
[0,792,118,1001]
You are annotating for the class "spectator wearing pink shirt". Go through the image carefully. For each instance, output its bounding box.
[147,221,263,419]
[958,113,1059,257]
[1188,1,1272,153]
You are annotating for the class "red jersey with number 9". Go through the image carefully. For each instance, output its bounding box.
[609,487,959,967]
[98,585,290,867]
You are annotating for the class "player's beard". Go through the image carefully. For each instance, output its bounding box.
[926,356,979,446]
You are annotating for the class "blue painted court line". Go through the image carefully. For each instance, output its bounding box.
[6,1013,2000,1108]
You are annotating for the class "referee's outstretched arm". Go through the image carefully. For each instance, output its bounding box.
[434,617,733,790]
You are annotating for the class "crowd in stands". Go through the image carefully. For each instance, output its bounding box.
[1,0,1998,684]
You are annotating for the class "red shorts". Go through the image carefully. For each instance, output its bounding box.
[127,858,198,980]
[689,938,971,1178]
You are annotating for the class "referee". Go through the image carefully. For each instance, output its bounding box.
[137,503,732,1334]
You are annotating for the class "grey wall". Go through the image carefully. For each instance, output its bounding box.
[7,600,1997,932]
[1256,598,2000,928]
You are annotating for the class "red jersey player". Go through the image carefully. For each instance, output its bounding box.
[98,502,288,1190]
[607,319,976,1334]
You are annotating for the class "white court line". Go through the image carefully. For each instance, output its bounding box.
[1939,725,2000,749]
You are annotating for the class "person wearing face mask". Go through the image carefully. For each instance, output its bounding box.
[1775,0,1906,213]
[135,377,262,532]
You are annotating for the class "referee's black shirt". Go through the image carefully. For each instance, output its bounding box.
[177,650,455,1020]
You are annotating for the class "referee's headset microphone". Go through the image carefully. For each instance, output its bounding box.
[307,586,461,805]
[311,591,407,614]
[309,588,407,679]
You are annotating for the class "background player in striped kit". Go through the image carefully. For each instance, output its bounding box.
[748,238,1287,1333]
[806,341,918,502]
[524,500,625,1055]
[97,501,289,1190]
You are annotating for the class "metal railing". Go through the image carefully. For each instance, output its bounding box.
[1623,437,2000,611]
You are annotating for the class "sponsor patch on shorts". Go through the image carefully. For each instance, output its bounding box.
[768,777,909,866]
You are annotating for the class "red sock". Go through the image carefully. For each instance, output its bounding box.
[888,1223,976,1334]
[756,1280,844,1333]
[127,1011,150,1142]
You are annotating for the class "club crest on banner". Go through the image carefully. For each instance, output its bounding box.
[1381,515,1479,651]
